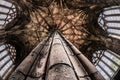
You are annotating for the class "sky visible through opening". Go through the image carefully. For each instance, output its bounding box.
[98,6,120,39]
[93,50,120,80]
[0,1,120,80]
[0,0,16,29]
[97,6,120,79]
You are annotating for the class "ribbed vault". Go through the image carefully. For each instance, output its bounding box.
[0,0,120,65]
[2,0,107,52]
[0,0,120,80]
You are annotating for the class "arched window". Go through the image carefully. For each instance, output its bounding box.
[0,43,16,79]
[98,6,120,39]
[0,0,16,29]
[92,49,120,80]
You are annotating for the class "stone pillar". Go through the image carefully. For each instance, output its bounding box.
[45,32,78,80]
[59,32,105,80]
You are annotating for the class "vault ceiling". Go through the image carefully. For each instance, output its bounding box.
[0,0,118,55]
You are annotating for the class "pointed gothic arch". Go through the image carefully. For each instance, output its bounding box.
[98,6,120,39]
